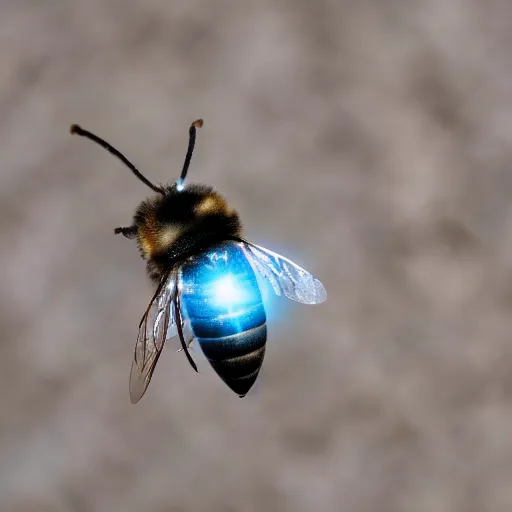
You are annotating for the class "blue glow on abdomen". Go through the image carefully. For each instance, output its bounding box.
[180,242,266,355]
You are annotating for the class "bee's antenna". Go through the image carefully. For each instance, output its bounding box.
[176,119,203,192]
[70,124,164,195]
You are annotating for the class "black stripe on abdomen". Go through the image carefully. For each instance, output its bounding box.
[199,324,267,397]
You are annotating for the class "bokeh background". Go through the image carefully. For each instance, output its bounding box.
[2,1,512,510]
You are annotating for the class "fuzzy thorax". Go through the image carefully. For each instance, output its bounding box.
[133,184,241,277]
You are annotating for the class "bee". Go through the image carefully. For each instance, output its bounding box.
[70,119,327,402]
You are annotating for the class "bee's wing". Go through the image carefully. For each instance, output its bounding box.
[129,270,198,404]
[240,241,327,304]
[129,270,178,404]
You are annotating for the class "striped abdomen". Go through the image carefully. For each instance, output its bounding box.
[180,241,266,396]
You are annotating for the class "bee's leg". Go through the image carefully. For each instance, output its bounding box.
[177,335,195,353]
[114,225,137,239]
[174,293,198,372]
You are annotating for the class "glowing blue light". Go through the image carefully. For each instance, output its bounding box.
[213,275,244,305]
[176,179,185,192]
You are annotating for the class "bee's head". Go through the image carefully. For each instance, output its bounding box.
[133,184,240,260]
[69,118,241,261]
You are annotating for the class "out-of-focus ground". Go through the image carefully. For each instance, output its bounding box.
[2,1,512,510]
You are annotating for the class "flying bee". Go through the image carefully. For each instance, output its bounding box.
[70,119,327,402]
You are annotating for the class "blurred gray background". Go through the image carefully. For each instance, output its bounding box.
[2,1,512,511]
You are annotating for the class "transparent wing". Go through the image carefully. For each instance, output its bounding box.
[240,241,327,304]
[129,270,198,404]
[129,271,178,404]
